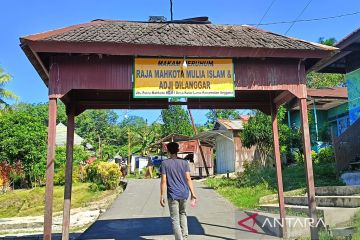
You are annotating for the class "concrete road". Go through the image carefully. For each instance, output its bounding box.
[79,179,280,240]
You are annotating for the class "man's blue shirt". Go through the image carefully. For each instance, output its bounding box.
[161,159,190,200]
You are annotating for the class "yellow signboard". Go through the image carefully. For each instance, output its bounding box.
[134,58,234,98]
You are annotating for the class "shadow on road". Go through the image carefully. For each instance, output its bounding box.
[0,233,81,240]
[78,216,205,239]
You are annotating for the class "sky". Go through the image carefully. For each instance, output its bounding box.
[1,0,360,124]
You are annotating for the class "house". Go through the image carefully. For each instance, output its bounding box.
[56,123,85,146]
[313,26,360,170]
[195,117,256,174]
[148,134,214,177]
[286,87,348,150]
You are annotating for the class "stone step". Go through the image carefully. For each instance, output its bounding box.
[258,204,360,227]
[258,204,323,218]
[315,185,360,196]
[285,196,360,208]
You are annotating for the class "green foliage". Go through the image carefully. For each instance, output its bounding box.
[55,145,90,170]
[0,66,19,107]
[85,161,121,190]
[316,147,335,164]
[12,102,67,126]
[240,106,300,165]
[352,210,360,240]
[161,105,193,137]
[205,161,343,209]
[306,72,346,89]
[54,165,82,186]
[240,111,272,164]
[0,107,47,186]
[0,183,118,218]
[318,37,337,46]
[205,109,239,129]
[76,110,125,159]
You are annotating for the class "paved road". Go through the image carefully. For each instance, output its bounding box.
[79,179,279,240]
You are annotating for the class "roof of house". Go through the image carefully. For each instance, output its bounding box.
[313,26,360,73]
[147,134,191,149]
[214,119,245,130]
[307,87,348,99]
[289,87,348,111]
[21,20,335,51]
[56,123,84,146]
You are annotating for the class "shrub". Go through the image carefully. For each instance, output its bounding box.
[316,147,335,164]
[311,150,318,163]
[54,164,81,186]
[294,150,304,164]
[85,161,121,190]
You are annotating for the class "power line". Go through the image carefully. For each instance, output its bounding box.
[284,0,313,35]
[257,0,277,27]
[251,11,360,26]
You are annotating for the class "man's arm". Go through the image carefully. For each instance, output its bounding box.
[160,174,166,207]
[186,172,197,200]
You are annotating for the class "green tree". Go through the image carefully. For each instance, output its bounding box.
[318,37,337,46]
[240,107,300,166]
[75,110,124,160]
[306,72,345,88]
[0,108,47,187]
[55,145,90,170]
[0,66,19,110]
[161,106,193,137]
[306,37,345,88]
[205,109,239,129]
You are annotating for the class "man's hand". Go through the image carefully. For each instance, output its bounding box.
[191,193,197,200]
[160,197,166,207]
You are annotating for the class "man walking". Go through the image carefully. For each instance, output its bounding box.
[160,142,197,240]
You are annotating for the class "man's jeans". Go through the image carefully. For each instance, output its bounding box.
[168,199,188,240]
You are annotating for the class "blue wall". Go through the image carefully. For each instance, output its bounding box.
[347,68,360,124]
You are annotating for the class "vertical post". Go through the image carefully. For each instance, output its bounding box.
[287,111,291,128]
[128,127,131,172]
[62,107,75,240]
[299,98,318,239]
[188,109,209,176]
[44,97,58,240]
[271,103,287,238]
[313,99,319,142]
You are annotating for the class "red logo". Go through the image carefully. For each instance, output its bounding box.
[237,213,258,233]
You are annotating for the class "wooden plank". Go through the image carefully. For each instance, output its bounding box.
[299,97,319,240]
[44,97,57,240]
[271,102,287,238]
[61,107,75,240]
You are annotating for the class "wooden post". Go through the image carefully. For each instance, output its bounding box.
[188,109,210,176]
[44,97,57,240]
[61,107,75,240]
[299,98,319,239]
[271,103,287,238]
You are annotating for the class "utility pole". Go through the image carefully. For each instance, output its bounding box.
[188,109,209,176]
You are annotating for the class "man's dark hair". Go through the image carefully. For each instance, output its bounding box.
[167,142,179,154]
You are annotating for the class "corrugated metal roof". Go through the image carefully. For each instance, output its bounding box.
[307,87,348,99]
[216,119,244,130]
[56,123,84,146]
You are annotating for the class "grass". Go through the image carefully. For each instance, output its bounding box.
[0,183,120,218]
[204,162,344,210]
[352,210,360,239]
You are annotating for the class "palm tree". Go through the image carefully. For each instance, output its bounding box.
[0,66,19,107]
